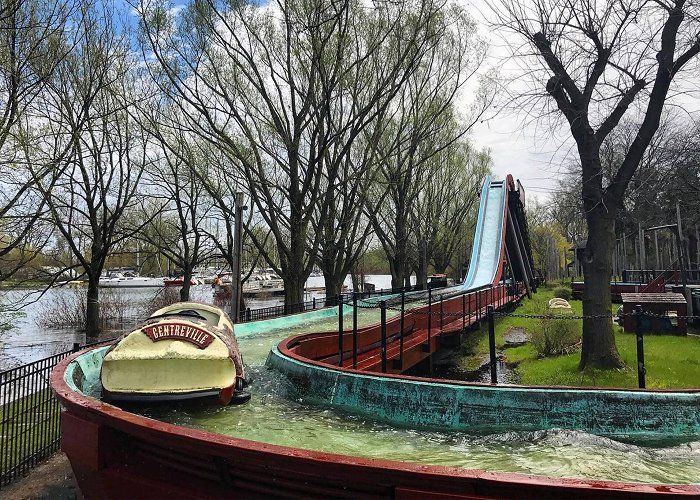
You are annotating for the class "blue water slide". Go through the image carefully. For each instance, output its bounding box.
[462,176,507,291]
[358,175,510,306]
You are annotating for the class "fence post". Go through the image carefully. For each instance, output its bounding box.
[246,308,251,321]
[72,342,81,352]
[476,290,480,321]
[380,300,387,373]
[313,297,316,309]
[352,293,358,369]
[462,293,466,332]
[338,295,344,367]
[427,287,432,345]
[635,304,646,389]
[488,305,497,384]
[399,289,405,370]
[468,291,471,325]
[440,295,444,332]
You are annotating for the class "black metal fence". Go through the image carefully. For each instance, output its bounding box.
[0,346,81,488]
[620,268,700,284]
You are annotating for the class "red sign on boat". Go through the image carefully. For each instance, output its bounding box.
[142,323,215,349]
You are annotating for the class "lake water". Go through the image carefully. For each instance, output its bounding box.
[0,274,400,370]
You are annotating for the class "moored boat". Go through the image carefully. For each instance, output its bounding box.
[100,302,248,405]
[99,269,165,288]
[163,276,200,286]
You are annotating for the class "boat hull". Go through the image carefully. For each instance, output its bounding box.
[52,347,699,499]
[99,279,164,288]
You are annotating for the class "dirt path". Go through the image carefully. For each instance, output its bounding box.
[0,453,80,500]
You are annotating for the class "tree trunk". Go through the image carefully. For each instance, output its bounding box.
[350,263,360,293]
[284,275,304,310]
[323,273,343,298]
[85,278,100,340]
[416,248,428,289]
[180,268,192,301]
[579,211,624,369]
[390,255,406,290]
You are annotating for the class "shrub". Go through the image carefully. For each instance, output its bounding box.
[37,287,131,330]
[552,286,571,301]
[141,286,180,317]
[531,308,580,357]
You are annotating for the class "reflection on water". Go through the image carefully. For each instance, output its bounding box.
[139,309,700,485]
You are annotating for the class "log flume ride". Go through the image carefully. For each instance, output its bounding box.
[51,175,700,498]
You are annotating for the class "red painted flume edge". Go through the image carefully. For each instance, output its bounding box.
[51,346,700,498]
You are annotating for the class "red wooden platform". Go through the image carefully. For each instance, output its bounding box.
[287,284,520,375]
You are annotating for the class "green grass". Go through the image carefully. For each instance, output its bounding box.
[457,286,700,389]
[0,388,62,477]
[517,332,700,389]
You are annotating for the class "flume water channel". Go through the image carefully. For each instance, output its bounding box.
[137,308,700,485]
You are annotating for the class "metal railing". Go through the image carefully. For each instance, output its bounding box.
[238,286,419,323]
[0,345,81,488]
[338,283,521,373]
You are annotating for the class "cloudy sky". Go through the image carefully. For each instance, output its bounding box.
[461,0,573,203]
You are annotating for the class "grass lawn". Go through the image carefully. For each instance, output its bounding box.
[457,284,700,389]
[0,387,62,478]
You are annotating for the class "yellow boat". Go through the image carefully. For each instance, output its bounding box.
[101,302,249,405]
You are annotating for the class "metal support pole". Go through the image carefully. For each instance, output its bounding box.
[380,301,387,373]
[654,231,660,270]
[677,203,690,316]
[468,291,471,325]
[639,223,646,278]
[399,290,405,369]
[338,295,343,367]
[635,304,645,389]
[488,305,497,384]
[462,293,466,331]
[477,290,480,321]
[352,293,358,369]
[231,192,246,323]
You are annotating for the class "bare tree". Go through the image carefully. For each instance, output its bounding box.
[32,3,146,336]
[0,0,74,284]
[366,25,490,290]
[138,0,469,306]
[414,142,492,281]
[139,149,217,301]
[138,101,269,312]
[492,0,700,368]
